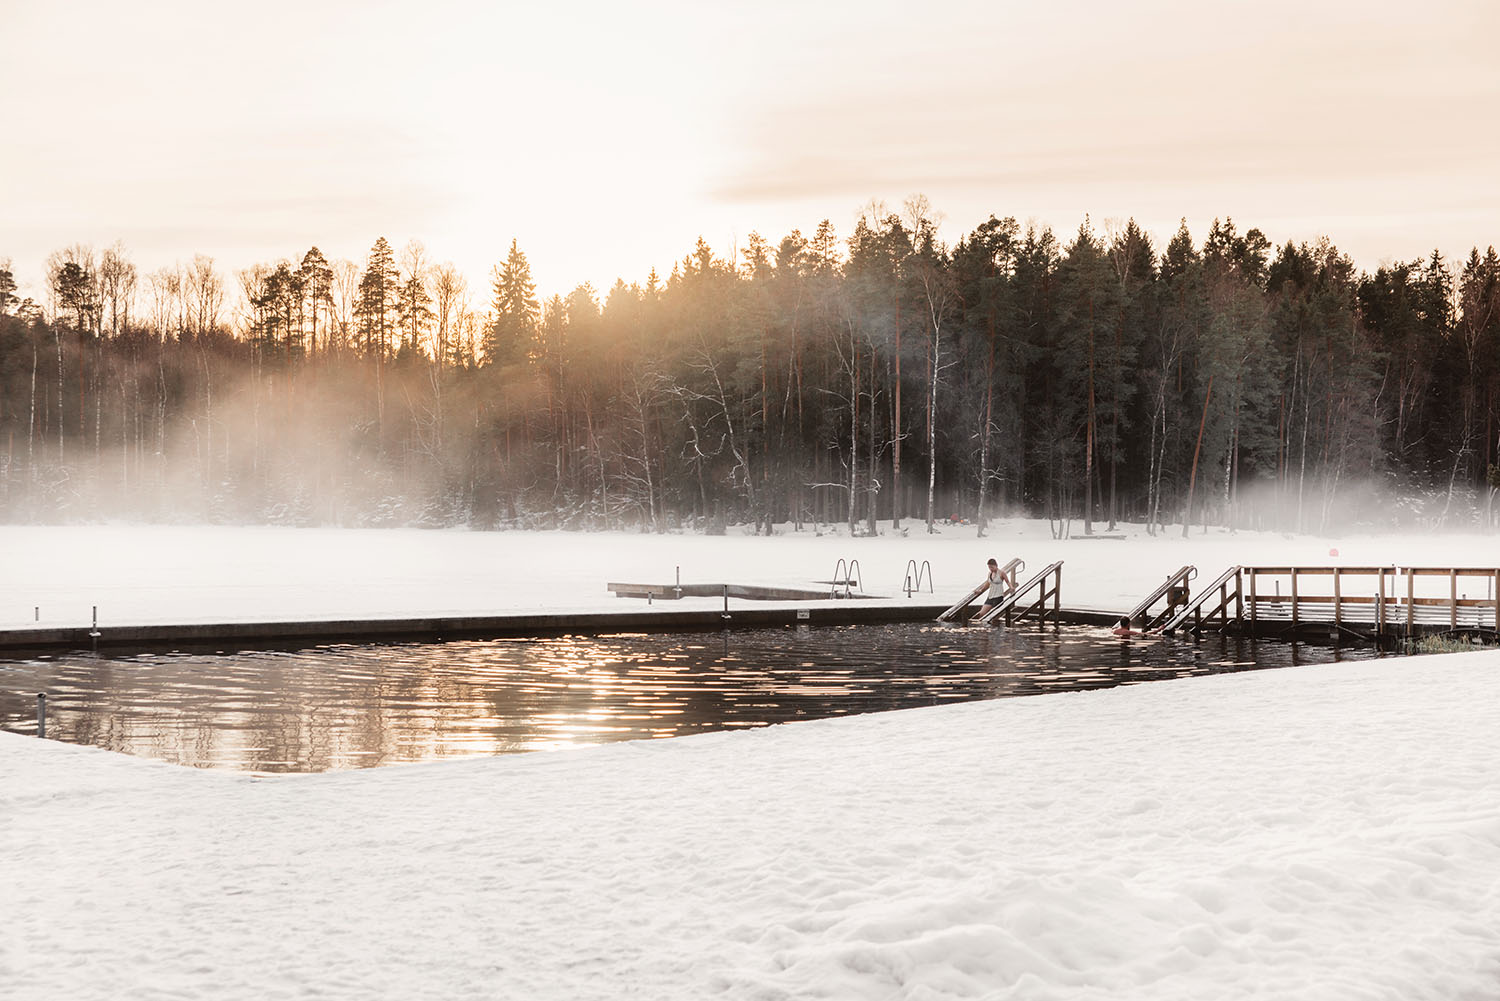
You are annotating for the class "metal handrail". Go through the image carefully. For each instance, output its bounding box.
[904,560,933,597]
[830,558,863,598]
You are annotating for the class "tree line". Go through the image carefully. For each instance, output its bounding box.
[3,202,1499,535]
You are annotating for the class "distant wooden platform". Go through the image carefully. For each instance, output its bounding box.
[607,582,876,601]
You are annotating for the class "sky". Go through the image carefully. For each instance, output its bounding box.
[4,0,1498,309]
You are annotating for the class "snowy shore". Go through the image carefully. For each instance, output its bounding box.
[5,648,1499,999]
[4,521,1500,998]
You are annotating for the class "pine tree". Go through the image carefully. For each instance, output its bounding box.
[355,238,399,357]
[398,270,434,358]
[52,260,97,332]
[485,239,539,366]
[0,265,17,315]
[297,247,334,356]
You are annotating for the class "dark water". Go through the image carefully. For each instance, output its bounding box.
[0,623,1382,773]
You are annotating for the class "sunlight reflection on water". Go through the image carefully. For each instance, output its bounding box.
[0,623,1382,773]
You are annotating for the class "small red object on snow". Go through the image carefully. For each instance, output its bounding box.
[1328,548,1339,557]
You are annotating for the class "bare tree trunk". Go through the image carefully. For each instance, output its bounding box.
[1084,301,1094,535]
[28,342,37,480]
[1184,374,1213,538]
[892,294,902,530]
[849,333,858,534]
[976,323,995,537]
[56,327,65,463]
[867,345,878,535]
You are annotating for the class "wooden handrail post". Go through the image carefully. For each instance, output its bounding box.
[1234,569,1243,625]
[1333,568,1341,627]
[1406,568,1414,634]
[1377,569,1385,637]
[1249,569,1257,631]
[1291,568,1299,629]
[1451,569,1458,630]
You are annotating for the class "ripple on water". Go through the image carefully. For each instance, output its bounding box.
[0,623,1380,772]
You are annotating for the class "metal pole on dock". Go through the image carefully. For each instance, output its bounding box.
[37,694,46,738]
[722,584,730,620]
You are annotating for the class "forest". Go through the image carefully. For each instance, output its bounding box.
[3,203,1499,536]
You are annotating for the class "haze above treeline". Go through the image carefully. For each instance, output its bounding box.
[2,201,1499,535]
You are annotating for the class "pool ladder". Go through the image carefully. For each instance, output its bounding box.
[830,558,863,598]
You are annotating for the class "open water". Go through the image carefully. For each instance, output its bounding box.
[0,622,1383,772]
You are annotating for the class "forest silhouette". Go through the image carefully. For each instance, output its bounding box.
[3,204,1498,535]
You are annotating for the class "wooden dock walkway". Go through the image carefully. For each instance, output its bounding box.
[1154,565,1500,640]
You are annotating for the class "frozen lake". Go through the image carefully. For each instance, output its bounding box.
[0,623,1384,772]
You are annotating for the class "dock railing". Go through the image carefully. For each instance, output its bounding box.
[1246,566,1499,635]
[1152,565,1500,637]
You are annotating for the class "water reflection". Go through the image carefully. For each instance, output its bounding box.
[0,624,1380,773]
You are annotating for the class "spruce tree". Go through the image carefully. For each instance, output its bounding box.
[297,247,334,355]
[355,238,399,357]
[0,265,17,315]
[398,270,435,358]
[485,239,539,365]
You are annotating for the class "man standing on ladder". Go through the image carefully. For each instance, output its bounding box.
[977,558,1008,618]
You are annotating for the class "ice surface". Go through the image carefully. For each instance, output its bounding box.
[3,519,1497,629]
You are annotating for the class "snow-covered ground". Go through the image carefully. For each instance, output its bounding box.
[4,650,1498,999]
[4,521,1500,999]
[3,519,1497,628]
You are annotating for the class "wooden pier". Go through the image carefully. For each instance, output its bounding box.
[1154,566,1500,640]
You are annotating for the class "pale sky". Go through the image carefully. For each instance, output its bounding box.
[3,0,1497,308]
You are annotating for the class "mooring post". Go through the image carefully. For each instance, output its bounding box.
[675,567,682,600]
[722,584,730,620]
[36,693,46,738]
[34,606,39,622]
